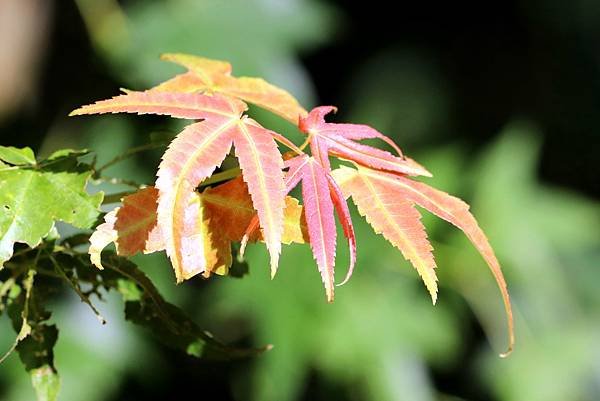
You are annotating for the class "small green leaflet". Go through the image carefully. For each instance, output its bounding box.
[0,146,36,166]
[0,148,103,265]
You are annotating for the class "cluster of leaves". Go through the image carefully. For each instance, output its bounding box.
[0,147,264,400]
[72,54,513,354]
[0,52,515,400]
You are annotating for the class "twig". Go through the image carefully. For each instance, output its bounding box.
[95,141,168,175]
[47,253,106,325]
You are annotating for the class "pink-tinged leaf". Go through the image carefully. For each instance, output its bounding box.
[70,91,246,120]
[330,139,431,177]
[156,120,235,282]
[291,156,337,301]
[299,106,431,177]
[332,166,437,302]
[73,87,289,282]
[299,105,403,155]
[233,117,285,276]
[89,209,119,270]
[114,187,164,255]
[325,174,356,286]
[308,136,332,171]
[152,53,307,124]
[155,116,286,281]
[334,165,514,356]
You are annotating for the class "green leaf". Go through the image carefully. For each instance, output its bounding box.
[31,365,61,401]
[50,248,268,360]
[116,278,143,302]
[45,148,90,162]
[14,324,59,372]
[0,149,103,265]
[5,269,61,401]
[92,252,267,360]
[0,146,36,166]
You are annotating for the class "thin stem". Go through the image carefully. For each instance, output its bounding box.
[198,167,241,188]
[298,133,313,152]
[10,247,35,259]
[100,167,242,205]
[270,132,304,155]
[102,261,178,334]
[48,253,106,324]
[93,176,142,189]
[95,141,168,175]
[102,190,139,205]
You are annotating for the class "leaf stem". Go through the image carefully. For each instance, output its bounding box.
[93,176,143,189]
[102,190,138,205]
[102,261,177,334]
[95,141,168,175]
[298,133,313,152]
[198,167,242,188]
[270,132,304,155]
[47,253,106,324]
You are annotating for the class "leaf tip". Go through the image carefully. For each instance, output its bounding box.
[431,291,438,305]
[269,254,280,280]
[325,286,335,303]
[499,318,515,358]
[499,347,513,358]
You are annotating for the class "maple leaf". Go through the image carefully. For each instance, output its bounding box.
[201,176,307,277]
[278,155,356,302]
[89,209,119,270]
[149,53,307,124]
[299,106,431,176]
[89,187,164,269]
[90,178,306,276]
[0,148,102,265]
[201,177,306,246]
[72,91,286,281]
[333,165,514,356]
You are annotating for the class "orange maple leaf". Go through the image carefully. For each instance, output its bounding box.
[333,165,514,356]
[150,53,307,124]
[89,178,306,276]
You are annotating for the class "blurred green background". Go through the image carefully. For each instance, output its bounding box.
[1,0,599,400]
